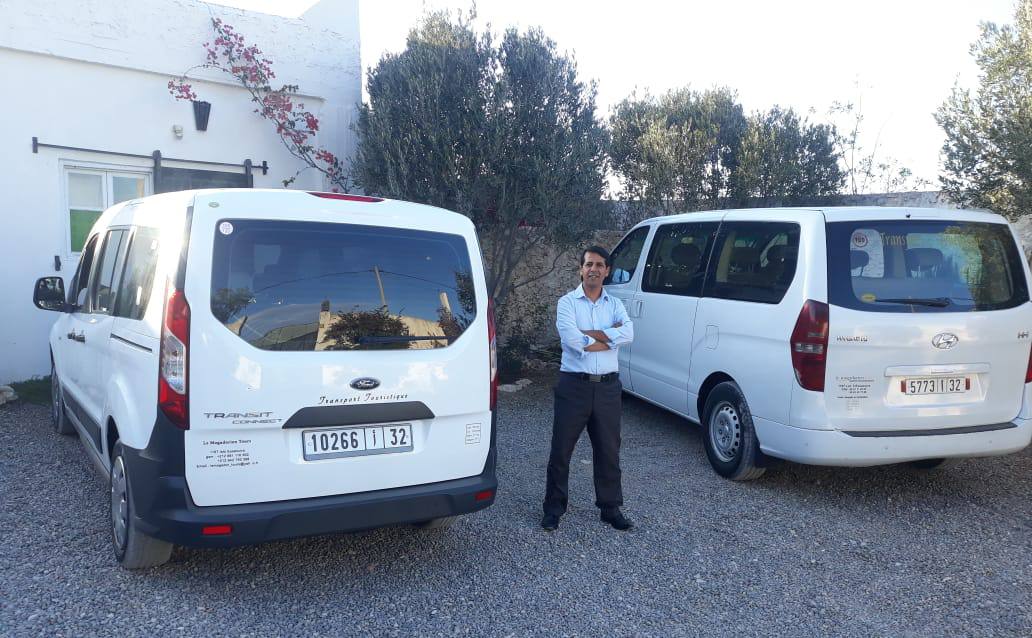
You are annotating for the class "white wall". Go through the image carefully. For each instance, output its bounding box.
[0,0,362,383]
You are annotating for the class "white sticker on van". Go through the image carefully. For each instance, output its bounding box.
[465,423,481,445]
[219,221,234,235]
[194,438,258,469]
[835,376,874,400]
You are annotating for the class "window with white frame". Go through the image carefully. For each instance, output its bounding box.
[65,167,150,253]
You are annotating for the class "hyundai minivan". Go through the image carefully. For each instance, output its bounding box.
[604,207,1032,480]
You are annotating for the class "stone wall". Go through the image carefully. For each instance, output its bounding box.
[498,230,627,348]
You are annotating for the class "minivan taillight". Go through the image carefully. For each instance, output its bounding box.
[791,300,829,392]
[488,298,498,410]
[1025,344,1032,384]
[158,280,190,429]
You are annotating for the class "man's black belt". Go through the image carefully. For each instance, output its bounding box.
[561,371,619,382]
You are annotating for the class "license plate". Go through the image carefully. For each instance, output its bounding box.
[901,377,969,395]
[302,424,413,461]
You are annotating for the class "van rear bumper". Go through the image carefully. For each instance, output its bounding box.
[755,416,1032,467]
[123,412,497,548]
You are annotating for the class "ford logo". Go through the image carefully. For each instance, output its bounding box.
[350,377,380,391]
[932,333,959,350]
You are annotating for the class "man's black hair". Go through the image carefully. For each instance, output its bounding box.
[581,245,611,267]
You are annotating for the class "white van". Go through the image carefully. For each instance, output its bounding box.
[604,207,1032,480]
[33,189,498,568]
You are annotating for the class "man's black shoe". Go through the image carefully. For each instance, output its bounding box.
[541,513,560,531]
[600,508,634,531]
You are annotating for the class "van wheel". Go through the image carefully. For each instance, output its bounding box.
[908,458,947,470]
[50,363,74,435]
[111,443,173,569]
[414,516,457,530]
[702,382,766,481]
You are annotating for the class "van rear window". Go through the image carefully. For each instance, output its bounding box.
[827,220,1029,313]
[210,219,477,351]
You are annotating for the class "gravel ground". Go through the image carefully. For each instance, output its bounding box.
[1,374,1030,637]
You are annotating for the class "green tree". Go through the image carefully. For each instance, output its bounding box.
[609,90,841,213]
[736,106,843,200]
[937,0,1032,218]
[609,88,747,214]
[353,12,608,307]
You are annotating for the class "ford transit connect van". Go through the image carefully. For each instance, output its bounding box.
[604,207,1032,480]
[33,189,498,568]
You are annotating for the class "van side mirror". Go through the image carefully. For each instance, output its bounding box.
[33,277,68,312]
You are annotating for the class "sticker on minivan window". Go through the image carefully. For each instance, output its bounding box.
[851,232,868,248]
[219,221,234,235]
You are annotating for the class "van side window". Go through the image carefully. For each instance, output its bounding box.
[114,227,161,320]
[69,236,99,308]
[705,222,800,304]
[89,229,129,314]
[642,222,719,296]
[605,226,650,285]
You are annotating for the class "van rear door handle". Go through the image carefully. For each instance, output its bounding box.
[633,300,644,317]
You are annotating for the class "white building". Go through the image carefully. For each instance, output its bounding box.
[0,0,362,383]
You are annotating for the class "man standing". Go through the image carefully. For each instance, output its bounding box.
[542,246,634,531]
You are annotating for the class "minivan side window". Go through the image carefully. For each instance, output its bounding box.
[705,222,800,304]
[605,226,650,285]
[69,236,100,308]
[89,229,129,315]
[641,222,719,296]
[114,227,161,320]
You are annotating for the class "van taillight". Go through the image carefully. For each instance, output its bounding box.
[1025,345,1032,384]
[488,298,498,410]
[791,300,829,392]
[158,280,190,429]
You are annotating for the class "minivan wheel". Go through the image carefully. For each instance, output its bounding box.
[414,516,457,530]
[908,458,948,470]
[50,363,74,435]
[702,382,766,481]
[111,443,173,569]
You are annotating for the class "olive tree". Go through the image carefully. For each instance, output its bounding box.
[353,12,608,307]
[937,0,1032,218]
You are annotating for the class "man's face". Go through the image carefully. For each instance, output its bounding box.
[580,251,610,286]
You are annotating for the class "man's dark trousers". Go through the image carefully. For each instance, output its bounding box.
[543,372,623,516]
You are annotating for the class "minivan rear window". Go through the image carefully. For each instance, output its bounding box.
[827,220,1029,313]
[210,219,477,351]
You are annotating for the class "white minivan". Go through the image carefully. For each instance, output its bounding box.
[604,207,1032,480]
[33,188,498,568]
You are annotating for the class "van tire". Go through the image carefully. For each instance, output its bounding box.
[702,382,766,481]
[50,363,74,435]
[110,443,173,569]
[908,458,947,470]
[414,516,457,530]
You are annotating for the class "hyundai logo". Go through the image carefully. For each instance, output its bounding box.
[350,377,380,391]
[932,333,959,350]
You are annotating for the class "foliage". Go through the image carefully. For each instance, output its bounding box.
[321,306,412,351]
[609,88,746,214]
[609,89,842,216]
[736,106,843,200]
[168,18,350,190]
[10,377,51,406]
[353,11,608,308]
[937,0,1032,218]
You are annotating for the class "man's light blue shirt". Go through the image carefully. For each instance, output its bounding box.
[556,284,634,375]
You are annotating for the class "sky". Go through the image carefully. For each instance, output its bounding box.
[212,0,1020,190]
